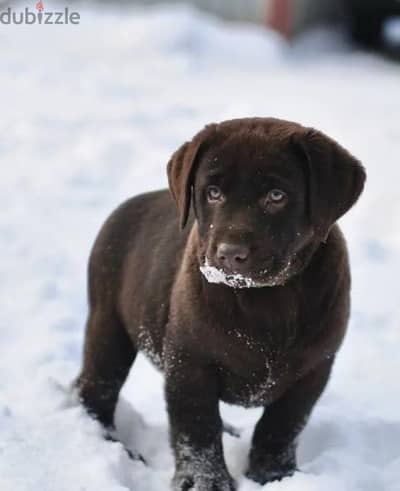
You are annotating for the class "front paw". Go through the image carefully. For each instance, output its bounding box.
[172,470,236,491]
[246,448,296,485]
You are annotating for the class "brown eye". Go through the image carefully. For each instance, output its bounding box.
[207,185,223,202]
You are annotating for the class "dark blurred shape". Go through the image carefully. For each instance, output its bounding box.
[344,0,400,55]
[265,0,400,57]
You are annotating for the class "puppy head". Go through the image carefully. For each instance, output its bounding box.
[167,118,365,288]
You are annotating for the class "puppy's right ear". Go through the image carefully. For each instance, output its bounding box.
[167,125,216,229]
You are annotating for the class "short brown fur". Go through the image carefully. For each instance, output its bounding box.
[76,117,365,490]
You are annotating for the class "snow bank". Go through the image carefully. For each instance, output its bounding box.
[0,3,399,491]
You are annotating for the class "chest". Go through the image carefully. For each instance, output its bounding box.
[217,343,293,408]
[210,318,303,407]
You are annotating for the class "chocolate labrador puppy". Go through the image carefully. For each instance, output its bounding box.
[76,118,365,490]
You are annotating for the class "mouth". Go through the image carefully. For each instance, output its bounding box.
[199,258,293,289]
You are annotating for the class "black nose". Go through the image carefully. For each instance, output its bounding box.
[216,243,250,272]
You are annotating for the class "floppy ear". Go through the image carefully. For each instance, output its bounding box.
[167,124,216,229]
[295,128,366,241]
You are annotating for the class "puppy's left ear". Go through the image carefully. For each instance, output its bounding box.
[167,124,217,229]
[295,128,366,241]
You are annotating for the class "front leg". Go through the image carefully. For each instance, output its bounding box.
[165,348,235,491]
[246,358,334,485]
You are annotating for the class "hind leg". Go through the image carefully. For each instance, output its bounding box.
[76,307,136,429]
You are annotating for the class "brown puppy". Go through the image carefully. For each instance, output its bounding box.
[76,118,365,490]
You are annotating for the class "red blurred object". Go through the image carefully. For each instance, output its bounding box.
[266,0,293,38]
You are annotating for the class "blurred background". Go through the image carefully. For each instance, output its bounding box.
[123,0,400,56]
[1,1,400,491]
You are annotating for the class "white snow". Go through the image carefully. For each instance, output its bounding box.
[1,3,400,491]
[200,258,293,288]
[200,260,264,288]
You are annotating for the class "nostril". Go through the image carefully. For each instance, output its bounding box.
[234,253,247,263]
[232,246,249,264]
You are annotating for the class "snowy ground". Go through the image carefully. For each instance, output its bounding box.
[1,3,400,490]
